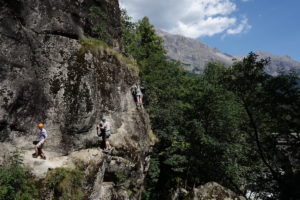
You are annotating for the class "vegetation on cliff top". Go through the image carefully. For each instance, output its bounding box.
[79,37,139,72]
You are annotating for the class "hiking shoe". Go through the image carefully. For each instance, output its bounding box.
[32,153,38,158]
[40,155,46,160]
[109,147,114,153]
[103,148,110,153]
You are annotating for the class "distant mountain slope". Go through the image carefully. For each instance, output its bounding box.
[156,29,233,73]
[157,29,300,76]
[256,52,300,76]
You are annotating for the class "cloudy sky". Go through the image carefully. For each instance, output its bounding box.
[120,0,300,61]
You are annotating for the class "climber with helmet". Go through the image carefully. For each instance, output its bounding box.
[97,117,112,152]
[33,123,48,160]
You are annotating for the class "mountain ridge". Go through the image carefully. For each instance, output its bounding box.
[156,29,233,73]
[156,29,300,75]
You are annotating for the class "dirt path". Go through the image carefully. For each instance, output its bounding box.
[22,148,104,178]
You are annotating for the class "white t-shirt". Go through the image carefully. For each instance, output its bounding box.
[39,128,48,141]
[101,121,111,134]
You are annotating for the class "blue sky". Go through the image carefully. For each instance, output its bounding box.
[120,0,300,61]
[201,0,300,61]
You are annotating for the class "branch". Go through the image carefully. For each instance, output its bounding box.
[241,98,279,181]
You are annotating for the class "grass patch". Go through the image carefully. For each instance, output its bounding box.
[45,168,86,200]
[79,37,108,50]
[79,37,139,72]
[115,171,130,185]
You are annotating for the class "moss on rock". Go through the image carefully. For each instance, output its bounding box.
[45,168,86,200]
[79,37,139,72]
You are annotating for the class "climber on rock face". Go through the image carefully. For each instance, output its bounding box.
[33,123,47,160]
[131,81,144,107]
[97,117,112,152]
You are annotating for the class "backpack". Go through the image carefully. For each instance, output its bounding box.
[106,130,111,137]
[131,86,137,96]
[141,84,146,94]
[100,121,112,137]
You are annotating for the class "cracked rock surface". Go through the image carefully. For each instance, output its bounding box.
[0,0,154,199]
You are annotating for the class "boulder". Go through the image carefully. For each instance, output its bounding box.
[191,182,246,200]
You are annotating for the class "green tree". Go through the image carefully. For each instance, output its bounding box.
[120,10,300,200]
[121,9,140,57]
[223,52,300,199]
[121,15,165,63]
[136,17,165,61]
[89,6,110,41]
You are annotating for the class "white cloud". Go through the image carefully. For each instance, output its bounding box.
[226,16,251,34]
[119,0,251,38]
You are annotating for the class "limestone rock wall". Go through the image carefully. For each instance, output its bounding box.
[0,0,153,199]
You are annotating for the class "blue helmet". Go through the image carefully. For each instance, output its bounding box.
[101,116,107,121]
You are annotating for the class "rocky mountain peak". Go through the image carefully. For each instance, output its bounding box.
[156,29,233,73]
[255,51,300,76]
[157,29,300,76]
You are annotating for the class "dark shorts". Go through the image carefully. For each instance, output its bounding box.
[100,132,110,139]
[38,143,44,149]
[33,140,44,149]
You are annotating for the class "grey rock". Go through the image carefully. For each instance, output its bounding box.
[256,51,300,76]
[157,29,300,76]
[191,182,246,200]
[156,29,233,73]
[0,0,154,199]
[171,183,246,200]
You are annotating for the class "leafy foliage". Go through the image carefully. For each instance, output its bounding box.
[45,168,85,200]
[115,171,130,185]
[223,53,300,199]
[89,6,110,41]
[0,150,38,200]
[121,11,300,200]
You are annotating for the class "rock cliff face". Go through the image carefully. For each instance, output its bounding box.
[0,0,154,199]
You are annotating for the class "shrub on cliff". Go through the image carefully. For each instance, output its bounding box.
[45,168,85,200]
[0,150,38,200]
[45,168,86,200]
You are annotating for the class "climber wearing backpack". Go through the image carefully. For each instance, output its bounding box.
[97,117,112,152]
[131,81,144,107]
[32,123,47,160]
